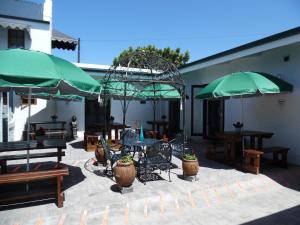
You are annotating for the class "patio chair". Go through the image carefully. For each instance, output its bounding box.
[138,141,172,184]
[99,136,129,176]
[121,129,140,156]
[169,133,193,158]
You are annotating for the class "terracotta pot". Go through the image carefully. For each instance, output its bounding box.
[114,161,136,187]
[95,145,105,163]
[182,159,199,176]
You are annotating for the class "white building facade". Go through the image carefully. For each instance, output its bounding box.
[180,27,300,165]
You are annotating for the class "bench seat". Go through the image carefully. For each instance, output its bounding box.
[0,167,69,207]
[262,146,289,168]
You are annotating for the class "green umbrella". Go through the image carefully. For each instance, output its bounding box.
[102,80,138,99]
[195,71,293,99]
[195,71,293,150]
[0,49,101,95]
[101,79,140,134]
[17,90,83,101]
[139,84,181,136]
[138,84,180,100]
[0,48,100,174]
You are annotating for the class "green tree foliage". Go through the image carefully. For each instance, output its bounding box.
[113,45,190,67]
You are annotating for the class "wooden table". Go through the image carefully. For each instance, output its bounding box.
[30,121,66,138]
[0,139,66,173]
[95,122,130,140]
[147,120,169,138]
[216,130,274,164]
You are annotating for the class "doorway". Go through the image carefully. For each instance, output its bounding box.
[203,99,224,139]
[168,100,180,138]
[191,85,224,139]
[85,98,110,131]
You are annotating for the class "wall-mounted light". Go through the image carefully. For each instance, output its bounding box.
[283,55,290,62]
[278,99,286,105]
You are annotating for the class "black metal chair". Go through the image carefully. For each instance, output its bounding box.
[100,136,129,176]
[138,141,173,184]
[169,133,193,158]
[121,129,140,156]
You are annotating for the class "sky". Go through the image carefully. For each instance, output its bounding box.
[50,0,300,65]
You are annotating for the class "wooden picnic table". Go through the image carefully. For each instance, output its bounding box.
[215,130,274,164]
[95,122,130,140]
[147,120,169,138]
[0,139,66,174]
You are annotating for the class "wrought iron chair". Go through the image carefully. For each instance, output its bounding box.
[138,141,173,184]
[169,133,193,158]
[121,129,140,156]
[99,136,130,176]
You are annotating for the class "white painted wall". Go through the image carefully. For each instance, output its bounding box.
[182,42,300,165]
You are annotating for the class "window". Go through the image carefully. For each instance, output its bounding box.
[21,97,37,105]
[8,29,25,49]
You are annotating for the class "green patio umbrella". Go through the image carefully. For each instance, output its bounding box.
[138,84,181,100]
[195,71,293,149]
[102,80,138,99]
[17,90,83,101]
[102,79,140,134]
[0,48,101,95]
[195,71,293,99]
[0,48,101,173]
[139,83,181,136]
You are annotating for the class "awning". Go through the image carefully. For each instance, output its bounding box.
[0,20,31,35]
[52,29,78,51]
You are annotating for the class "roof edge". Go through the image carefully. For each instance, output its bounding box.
[179,26,300,70]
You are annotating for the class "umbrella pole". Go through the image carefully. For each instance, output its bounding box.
[241,95,245,153]
[182,86,186,156]
[26,87,32,192]
[26,88,32,171]
[153,100,156,137]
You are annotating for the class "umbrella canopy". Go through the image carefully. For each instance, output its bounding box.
[195,71,293,99]
[17,90,83,101]
[0,48,101,96]
[102,80,139,99]
[139,83,181,100]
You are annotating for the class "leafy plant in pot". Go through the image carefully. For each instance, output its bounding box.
[51,114,57,122]
[182,153,199,177]
[35,127,45,146]
[114,155,136,187]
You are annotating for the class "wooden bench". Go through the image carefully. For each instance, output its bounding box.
[0,167,69,207]
[262,146,289,168]
[0,151,65,174]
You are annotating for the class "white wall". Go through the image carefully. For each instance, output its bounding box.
[182,42,300,165]
[111,99,167,130]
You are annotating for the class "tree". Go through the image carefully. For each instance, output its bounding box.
[113,45,190,67]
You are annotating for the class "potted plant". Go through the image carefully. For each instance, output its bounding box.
[109,116,115,123]
[182,153,199,177]
[233,121,243,133]
[114,155,136,187]
[35,127,45,146]
[51,114,58,122]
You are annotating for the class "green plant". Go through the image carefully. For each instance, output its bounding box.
[119,155,134,164]
[183,153,197,161]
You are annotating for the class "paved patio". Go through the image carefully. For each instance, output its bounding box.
[0,138,300,225]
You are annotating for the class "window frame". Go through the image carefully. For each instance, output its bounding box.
[8,29,25,49]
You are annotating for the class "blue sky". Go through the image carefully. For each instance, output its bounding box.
[51,0,300,65]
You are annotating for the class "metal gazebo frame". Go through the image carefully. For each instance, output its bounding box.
[102,50,187,153]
